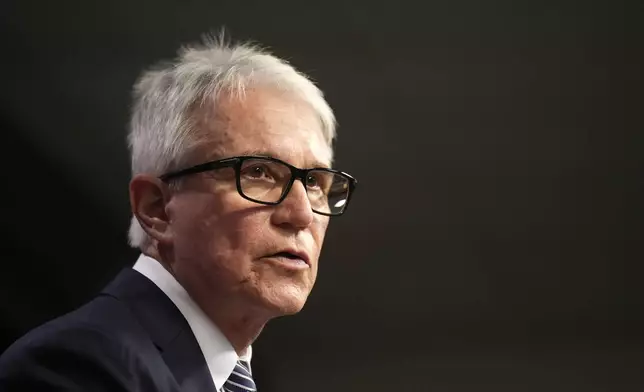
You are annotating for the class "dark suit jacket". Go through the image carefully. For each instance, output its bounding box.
[0,268,217,392]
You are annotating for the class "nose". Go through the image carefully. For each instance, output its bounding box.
[271,180,314,230]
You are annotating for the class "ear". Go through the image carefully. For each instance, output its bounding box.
[129,174,173,245]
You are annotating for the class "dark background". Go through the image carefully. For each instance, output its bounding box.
[1,0,642,390]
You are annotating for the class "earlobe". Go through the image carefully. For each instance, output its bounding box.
[129,175,173,245]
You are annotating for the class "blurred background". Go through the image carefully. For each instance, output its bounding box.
[1,0,642,390]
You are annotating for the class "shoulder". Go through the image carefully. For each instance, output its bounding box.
[0,296,164,391]
[6,294,149,354]
[0,321,132,390]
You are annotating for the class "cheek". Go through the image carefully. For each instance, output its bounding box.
[170,192,271,266]
[168,196,245,287]
[167,194,234,275]
[314,217,330,244]
[170,194,219,243]
[310,217,330,262]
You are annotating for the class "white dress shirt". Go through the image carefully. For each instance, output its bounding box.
[133,254,252,391]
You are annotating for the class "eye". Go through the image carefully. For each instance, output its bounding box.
[249,165,266,177]
[242,164,273,181]
[306,172,334,193]
[306,174,320,188]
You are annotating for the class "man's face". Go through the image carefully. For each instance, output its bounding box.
[165,88,332,319]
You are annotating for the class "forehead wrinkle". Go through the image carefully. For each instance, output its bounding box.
[189,95,241,161]
[232,147,331,170]
[193,88,332,166]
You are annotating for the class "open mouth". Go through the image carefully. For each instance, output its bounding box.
[264,251,309,268]
[272,252,300,259]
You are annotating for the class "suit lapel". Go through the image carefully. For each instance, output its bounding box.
[101,268,217,392]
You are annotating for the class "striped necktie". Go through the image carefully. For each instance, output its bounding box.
[222,360,257,392]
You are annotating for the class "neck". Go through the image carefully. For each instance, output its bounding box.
[143,244,270,355]
[208,309,267,355]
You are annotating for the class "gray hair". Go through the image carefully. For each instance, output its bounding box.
[127,34,337,248]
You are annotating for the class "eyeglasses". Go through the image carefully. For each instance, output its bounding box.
[159,155,357,216]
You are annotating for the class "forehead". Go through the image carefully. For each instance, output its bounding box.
[197,88,333,168]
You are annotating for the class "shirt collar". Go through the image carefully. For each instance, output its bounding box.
[133,253,252,390]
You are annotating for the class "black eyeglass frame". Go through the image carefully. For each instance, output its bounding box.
[159,155,357,216]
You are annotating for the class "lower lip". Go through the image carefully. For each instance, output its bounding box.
[261,256,309,271]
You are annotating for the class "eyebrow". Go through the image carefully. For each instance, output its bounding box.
[238,149,331,169]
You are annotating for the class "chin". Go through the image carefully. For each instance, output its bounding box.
[258,284,311,316]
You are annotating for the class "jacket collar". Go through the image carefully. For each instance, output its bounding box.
[101,268,216,392]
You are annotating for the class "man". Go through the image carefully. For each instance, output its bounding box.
[0,35,357,391]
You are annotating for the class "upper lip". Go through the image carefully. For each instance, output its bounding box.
[268,248,310,265]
